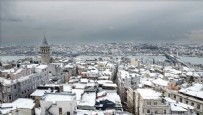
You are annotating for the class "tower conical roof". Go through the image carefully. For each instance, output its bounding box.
[42,35,49,46]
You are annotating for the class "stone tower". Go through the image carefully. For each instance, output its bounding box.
[40,35,50,64]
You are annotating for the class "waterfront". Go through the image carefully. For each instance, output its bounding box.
[77,55,203,65]
[1,55,203,65]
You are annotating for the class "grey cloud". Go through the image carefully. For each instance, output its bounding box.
[0,17,23,22]
[1,1,203,45]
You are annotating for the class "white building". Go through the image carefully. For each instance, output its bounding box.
[127,88,196,115]
[135,88,171,115]
[40,93,76,115]
[77,92,96,110]
[166,83,203,115]
[117,69,140,103]
[164,97,195,115]
[151,78,169,91]
[0,98,35,115]
[0,64,49,103]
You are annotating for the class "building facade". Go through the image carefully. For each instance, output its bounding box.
[0,64,49,103]
[165,88,203,115]
[40,93,77,115]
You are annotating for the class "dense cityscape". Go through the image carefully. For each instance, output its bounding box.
[1,1,203,115]
[0,37,202,115]
[1,43,203,57]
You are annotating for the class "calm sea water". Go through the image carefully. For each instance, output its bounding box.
[77,55,203,65]
[1,55,203,65]
[132,55,203,65]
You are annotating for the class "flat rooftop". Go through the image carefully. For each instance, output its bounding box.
[30,89,51,97]
[36,64,48,69]
[179,83,203,99]
[137,88,162,99]
[42,93,75,102]
[77,92,96,107]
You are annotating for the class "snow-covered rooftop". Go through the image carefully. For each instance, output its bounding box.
[1,68,15,74]
[141,80,153,86]
[13,68,23,75]
[42,93,75,102]
[152,78,169,87]
[96,92,121,104]
[0,98,35,114]
[186,71,199,77]
[25,64,39,68]
[64,64,74,68]
[72,89,84,101]
[0,77,17,85]
[80,78,88,83]
[30,89,51,97]
[97,80,113,85]
[17,74,35,82]
[102,83,117,88]
[77,92,96,107]
[12,98,35,109]
[73,83,86,89]
[137,88,162,99]
[179,83,203,99]
[36,65,48,69]
[63,85,72,92]
[164,97,194,112]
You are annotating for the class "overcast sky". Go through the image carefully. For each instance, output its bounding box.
[1,1,203,45]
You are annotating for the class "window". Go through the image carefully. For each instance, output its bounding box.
[180,98,182,102]
[9,95,11,100]
[164,110,166,114]
[154,102,157,105]
[186,101,188,104]
[155,110,158,113]
[14,85,16,89]
[191,102,194,106]
[174,95,176,99]
[7,86,11,90]
[147,109,150,113]
[59,108,62,114]
[168,94,170,97]
[197,104,200,109]
[147,101,151,105]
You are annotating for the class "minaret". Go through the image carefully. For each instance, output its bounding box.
[40,35,50,64]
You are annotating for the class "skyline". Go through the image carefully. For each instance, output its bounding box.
[1,1,203,45]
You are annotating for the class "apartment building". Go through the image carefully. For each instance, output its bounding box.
[127,88,195,115]
[40,92,77,115]
[165,83,203,115]
[117,68,140,103]
[135,88,170,115]
[0,64,49,103]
